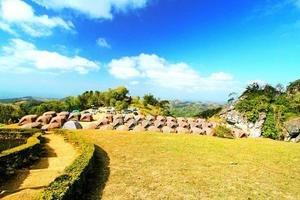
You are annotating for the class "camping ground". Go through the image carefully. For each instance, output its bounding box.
[78,130,300,200]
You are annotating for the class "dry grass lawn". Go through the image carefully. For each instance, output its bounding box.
[78,130,300,200]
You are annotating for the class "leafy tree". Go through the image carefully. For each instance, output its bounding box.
[262,112,279,139]
[195,107,222,119]
[0,104,21,124]
[143,94,159,106]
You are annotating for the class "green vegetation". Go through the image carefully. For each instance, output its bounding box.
[0,86,171,124]
[235,79,300,139]
[169,100,221,117]
[195,107,222,119]
[40,130,96,200]
[130,94,170,116]
[79,130,300,199]
[213,125,233,138]
[0,139,25,152]
[0,129,42,177]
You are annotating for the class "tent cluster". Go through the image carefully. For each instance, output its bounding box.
[18,112,246,138]
[85,114,222,136]
[18,111,93,130]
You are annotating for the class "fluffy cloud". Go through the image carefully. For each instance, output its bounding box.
[0,39,100,74]
[96,38,111,48]
[31,0,148,19]
[108,54,237,92]
[0,0,74,37]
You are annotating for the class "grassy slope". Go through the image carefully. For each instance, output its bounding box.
[79,130,300,200]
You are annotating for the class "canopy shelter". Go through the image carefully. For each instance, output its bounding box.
[19,115,38,126]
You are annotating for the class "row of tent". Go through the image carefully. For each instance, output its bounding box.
[84,114,247,137]
[18,112,247,137]
[18,111,92,130]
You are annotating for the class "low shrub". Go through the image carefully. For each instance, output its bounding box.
[213,125,233,139]
[39,130,96,200]
[0,129,42,177]
[262,112,279,139]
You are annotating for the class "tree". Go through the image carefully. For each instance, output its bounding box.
[227,92,237,105]
[143,94,159,106]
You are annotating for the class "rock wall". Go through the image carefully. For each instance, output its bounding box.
[220,106,266,138]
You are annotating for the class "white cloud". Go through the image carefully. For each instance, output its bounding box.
[247,79,267,86]
[96,38,111,48]
[130,81,139,85]
[0,0,74,37]
[0,38,100,74]
[108,53,237,92]
[31,0,148,19]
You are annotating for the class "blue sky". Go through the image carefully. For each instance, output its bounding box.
[0,0,300,102]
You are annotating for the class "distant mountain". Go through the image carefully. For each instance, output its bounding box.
[0,96,57,103]
[169,100,222,117]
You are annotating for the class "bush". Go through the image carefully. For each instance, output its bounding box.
[39,130,96,200]
[262,112,279,139]
[213,125,233,138]
[0,129,42,177]
[195,107,222,119]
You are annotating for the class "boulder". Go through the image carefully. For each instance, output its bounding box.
[221,109,266,138]
[284,117,300,138]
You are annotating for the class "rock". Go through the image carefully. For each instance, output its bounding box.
[221,109,266,138]
[294,134,300,143]
[284,117,300,138]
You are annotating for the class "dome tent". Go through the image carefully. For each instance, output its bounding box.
[63,121,83,130]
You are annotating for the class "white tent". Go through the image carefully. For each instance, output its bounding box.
[62,121,83,130]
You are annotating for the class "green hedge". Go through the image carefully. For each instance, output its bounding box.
[0,129,42,177]
[39,130,96,200]
[0,128,40,140]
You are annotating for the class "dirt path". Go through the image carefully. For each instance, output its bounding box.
[0,134,78,200]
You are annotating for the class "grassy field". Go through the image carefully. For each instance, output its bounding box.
[78,130,300,200]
